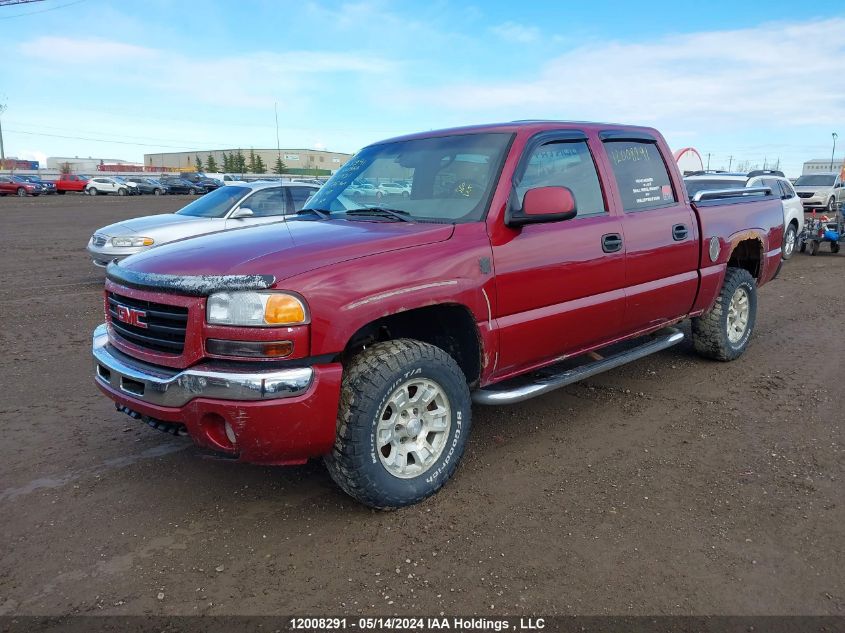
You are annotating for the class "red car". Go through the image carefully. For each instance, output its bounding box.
[92,120,784,508]
[0,174,45,196]
[55,174,90,194]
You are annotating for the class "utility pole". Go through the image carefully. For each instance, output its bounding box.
[0,100,6,164]
[831,132,838,171]
[274,102,282,180]
[727,155,733,171]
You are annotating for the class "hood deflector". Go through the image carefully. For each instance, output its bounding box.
[106,261,275,296]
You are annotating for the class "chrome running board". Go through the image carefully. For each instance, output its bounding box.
[472,327,684,405]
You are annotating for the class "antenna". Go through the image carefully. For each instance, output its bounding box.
[275,102,281,161]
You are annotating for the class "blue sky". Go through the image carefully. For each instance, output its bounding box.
[2,0,844,176]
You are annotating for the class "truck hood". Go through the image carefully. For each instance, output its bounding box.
[117,219,455,282]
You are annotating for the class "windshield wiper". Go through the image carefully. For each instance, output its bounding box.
[296,208,331,219]
[345,207,414,222]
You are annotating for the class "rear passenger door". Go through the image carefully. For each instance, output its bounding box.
[600,133,699,334]
[492,131,627,377]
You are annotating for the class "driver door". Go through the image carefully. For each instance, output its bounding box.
[225,187,288,228]
[492,132,627,378]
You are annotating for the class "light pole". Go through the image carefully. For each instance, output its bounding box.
[0,101,7,164]
[831,132,838,171]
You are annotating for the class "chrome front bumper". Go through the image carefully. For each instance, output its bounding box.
[92,324,313,407]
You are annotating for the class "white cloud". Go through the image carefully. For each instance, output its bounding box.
[17,36,397,109]
[408,18,845,129]
[491,21,540,44]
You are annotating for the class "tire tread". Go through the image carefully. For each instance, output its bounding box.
[324,339,469,509]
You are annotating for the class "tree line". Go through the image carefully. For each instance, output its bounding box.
[194,150,286,174]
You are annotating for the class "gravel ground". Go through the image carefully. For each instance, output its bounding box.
[0,194,842,617]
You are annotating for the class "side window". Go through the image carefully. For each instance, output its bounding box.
[242,188,286,217]
[288,187,315,212]
[515,140,606,217]
[605,141,676,211]
[760,178,779,196]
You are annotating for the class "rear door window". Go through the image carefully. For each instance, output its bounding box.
[605,141,676,211]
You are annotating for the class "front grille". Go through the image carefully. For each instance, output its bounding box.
[107,292,188,354]
[797,192,814,199]
[92,234,107,247]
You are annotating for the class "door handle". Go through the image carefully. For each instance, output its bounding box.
[672,224,688,241]
[602,233,623,253]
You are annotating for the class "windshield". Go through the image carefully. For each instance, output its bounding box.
[175,185,250,217]
[794,175,836,187]
[683,178,746,198]
[304,133,512,223]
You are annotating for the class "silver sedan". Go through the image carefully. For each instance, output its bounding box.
[86,181,319,267]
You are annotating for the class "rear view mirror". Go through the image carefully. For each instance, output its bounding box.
[230,207,254,219]
[507,186,577,227]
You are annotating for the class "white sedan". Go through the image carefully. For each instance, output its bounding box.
[377,182,411,198]
[86,181,319,267]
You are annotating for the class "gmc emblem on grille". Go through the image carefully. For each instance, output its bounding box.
[115,304,148,329]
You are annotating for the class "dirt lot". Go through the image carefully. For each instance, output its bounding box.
[0,194,842,617]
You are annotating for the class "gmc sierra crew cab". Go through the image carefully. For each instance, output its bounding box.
[92,121,784,508]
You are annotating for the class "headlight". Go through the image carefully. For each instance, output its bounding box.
[111,236,155,247]
[207,291,308,326]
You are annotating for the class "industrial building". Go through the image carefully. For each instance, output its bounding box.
[803,158,844,175]
[143,148,353,175]
[46,156,140,172]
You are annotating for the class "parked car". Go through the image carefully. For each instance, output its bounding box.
[113,176,140,195]
[0,174,45,196]
[684,169,804,259]
[55,174,90,194]
[86,181,319,266]
[793,173,843,212]
[378,181,410,198]
[347,182,381,199]
[18,175,57,194]
[86,177,135,196]
[159,177,207,195]
[203,172,247,185]
[125,177,169,195]
[92,120,784,509]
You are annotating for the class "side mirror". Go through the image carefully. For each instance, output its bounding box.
[230,207,254,219]
[507,186,577,227]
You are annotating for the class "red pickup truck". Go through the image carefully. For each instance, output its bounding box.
[55,174,90,194]
[92,121,784,508]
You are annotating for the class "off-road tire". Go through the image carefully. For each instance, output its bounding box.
[324,339,471,509]
[692,267,757,361]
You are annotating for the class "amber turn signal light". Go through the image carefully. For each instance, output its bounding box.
[206,339,294,358]
[264,295,306,325]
